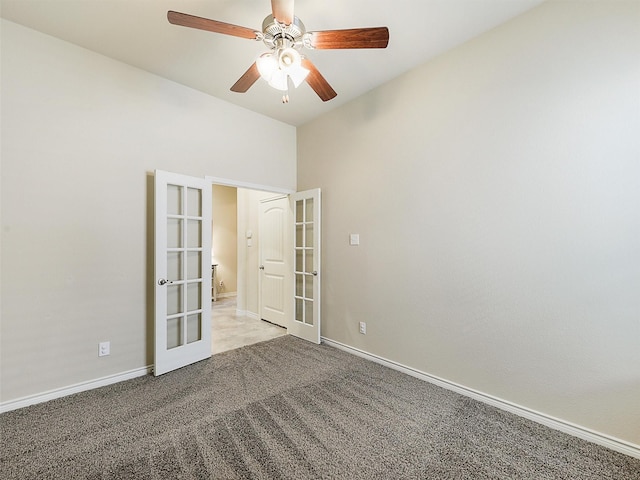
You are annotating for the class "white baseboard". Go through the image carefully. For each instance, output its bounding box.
[0,365,152,414]
[246,311,260,320]
[321,337,640,460]
[214,292,237,300]
[236,309,260,320]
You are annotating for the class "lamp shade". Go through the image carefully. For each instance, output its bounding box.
[256,53,278,80]
[288,64,310,88]
[268,70,289,91]
[257,48,310,92]
[278,47,302,69]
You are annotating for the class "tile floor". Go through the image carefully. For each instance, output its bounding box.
[211,296,287,354]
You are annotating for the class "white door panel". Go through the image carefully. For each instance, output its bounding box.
[259,196,289,328]
[289,189,321,344]
[154,170,212,376]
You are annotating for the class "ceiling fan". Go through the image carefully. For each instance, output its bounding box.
[168,0,389,103]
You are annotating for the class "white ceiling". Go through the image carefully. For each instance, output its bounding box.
[1,0,544,126]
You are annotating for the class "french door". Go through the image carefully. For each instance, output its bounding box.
[154,170,212,376]
[289,189,321,344]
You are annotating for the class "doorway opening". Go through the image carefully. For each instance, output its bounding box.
[210,184,288,354]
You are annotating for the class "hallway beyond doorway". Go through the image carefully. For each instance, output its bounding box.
[211,296,286,354]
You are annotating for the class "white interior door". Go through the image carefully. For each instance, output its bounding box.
[289,189,321,344]
[259,195,289,328]
[154,170,212,376]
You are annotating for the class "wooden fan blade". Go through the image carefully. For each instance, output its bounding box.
[230,62,261,93]
[168,11,258,40]
[301,59,337,102]
[308,27,389,49]
[271,0,294,25]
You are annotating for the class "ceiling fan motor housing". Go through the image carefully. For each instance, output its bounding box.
[261,15,306,50]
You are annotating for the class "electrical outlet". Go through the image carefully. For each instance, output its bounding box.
[219,280,224,287]
[98,341,110,357]
[359,322,366,335]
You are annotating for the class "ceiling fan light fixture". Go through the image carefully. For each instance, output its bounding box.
[257,53,288,90]
[277,47,309,87]
[257,47,309,92]
[278,47,301,69]
[256,52,278,80]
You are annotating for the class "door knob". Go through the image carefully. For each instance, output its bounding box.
[158,278,173,286]
[259,265,265,270]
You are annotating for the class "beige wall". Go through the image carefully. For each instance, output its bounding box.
[3,0,639,452]
[0,20,295,403]
[298,1,640,446]
[212,185,237,296]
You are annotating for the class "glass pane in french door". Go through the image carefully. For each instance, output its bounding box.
[186,313,202,344]
[167,185,182,215]
[167,317,181,349]
[165,181,204,351]
[294,197,314,326]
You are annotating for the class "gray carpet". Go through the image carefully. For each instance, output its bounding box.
[1,336,639,479]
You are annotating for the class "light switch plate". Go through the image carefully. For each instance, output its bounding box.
[350,234,360,246]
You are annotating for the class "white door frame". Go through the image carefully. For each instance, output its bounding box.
[205,177,321,343]
[206,176,294,195]
[206,177,294,324]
